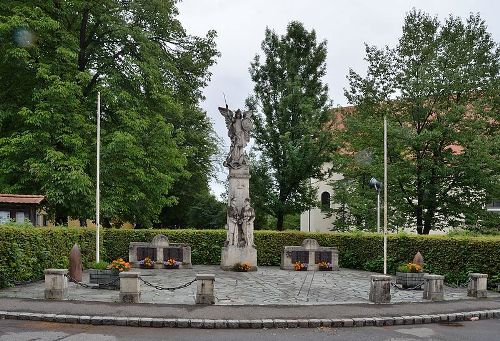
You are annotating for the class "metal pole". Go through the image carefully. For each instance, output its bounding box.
[383,115,388,275]
[377,191,380,234]
[308,177,311,232]
[96,92,101,263]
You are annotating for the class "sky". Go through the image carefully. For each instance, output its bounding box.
[176,0,500,198]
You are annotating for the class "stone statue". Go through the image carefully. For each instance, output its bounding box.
[240,198,255,247]
[226,197,240,246]
[220,105,257,271]
[219,106,253,169]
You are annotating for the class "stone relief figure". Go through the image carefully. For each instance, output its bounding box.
[240,198,255,247]
[219,106,253,169]
[226,198,240,246]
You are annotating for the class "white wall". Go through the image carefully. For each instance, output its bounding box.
[300,163,343,233]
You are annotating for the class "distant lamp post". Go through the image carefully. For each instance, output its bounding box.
[368,177,382,233]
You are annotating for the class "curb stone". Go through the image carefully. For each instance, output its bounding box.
[1,310,499,329]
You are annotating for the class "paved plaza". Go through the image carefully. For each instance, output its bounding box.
[1,266,498,305]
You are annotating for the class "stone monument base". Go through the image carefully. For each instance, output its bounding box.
[220,246,257,271]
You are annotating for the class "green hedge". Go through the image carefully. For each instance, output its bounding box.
[1,226,500,288]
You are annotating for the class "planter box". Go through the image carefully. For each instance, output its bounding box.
[396,272,427,289]
[163,265,180,269]
[89,269,120,289]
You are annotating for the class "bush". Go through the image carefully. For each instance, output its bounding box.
[2,226,500,288]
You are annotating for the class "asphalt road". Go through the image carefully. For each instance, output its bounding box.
[1,319,500,341]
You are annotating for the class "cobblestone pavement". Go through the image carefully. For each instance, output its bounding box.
[1,266,498,305]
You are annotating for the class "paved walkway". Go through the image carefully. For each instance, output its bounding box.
[1,266,498,305]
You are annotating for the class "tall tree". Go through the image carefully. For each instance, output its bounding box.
[335,10,500,234]
[248,22,334,230]
[0,0,219,227]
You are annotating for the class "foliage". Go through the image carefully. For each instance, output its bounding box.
[293,261,307,271]
[163,258,180,268]
[107,258,130,272]
[233,262,251,272]
[3,226,500,288]
[334,9,500,234]
[88,261,109,270]
[0,0,219,227]
[247,21,335,230]
[158,190,226,229]
[317,260,332,270]
[397,262,423,273]
[139,256,154,268]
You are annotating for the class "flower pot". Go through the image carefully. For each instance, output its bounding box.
[396,272,426,289]
[88,269,120,289]
[140,264,155,269]
[164,265,179,269]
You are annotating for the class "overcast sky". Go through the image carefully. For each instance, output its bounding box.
[176,0,499,198]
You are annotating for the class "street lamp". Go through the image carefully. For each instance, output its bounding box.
[368,177,382,233]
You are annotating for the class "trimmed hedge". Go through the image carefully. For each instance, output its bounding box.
[1,226,500,288]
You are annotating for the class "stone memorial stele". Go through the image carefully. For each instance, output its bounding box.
[219,106,257,271]
[69,243,83,282]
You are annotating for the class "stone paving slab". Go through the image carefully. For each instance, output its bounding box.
[0,266,498,305]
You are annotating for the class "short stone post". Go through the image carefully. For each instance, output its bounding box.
[468,273,488,298]
[120,272,140,303]
[423,274,444,301]
[369,275,391,303]
[196,274,215,304]
[44,269,68,300]
[69,244,83,282]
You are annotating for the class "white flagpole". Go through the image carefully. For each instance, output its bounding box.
[96,91,101,263]
[383,114,388,275]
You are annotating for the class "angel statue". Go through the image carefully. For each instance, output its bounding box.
[218,106,253,169]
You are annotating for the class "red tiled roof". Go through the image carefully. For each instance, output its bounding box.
[0,194,45,204]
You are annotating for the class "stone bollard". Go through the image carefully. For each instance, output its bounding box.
[468,273,488,298]
[44,269,69,300]
[423,274,444,301]
[369,275,391,303]
[196,274,215,304]
[69,244,83,282]
[119,272,140,303]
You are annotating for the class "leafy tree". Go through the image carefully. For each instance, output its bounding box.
[247,21,335,230]
[0,0,219,227]
[334,10,500,234]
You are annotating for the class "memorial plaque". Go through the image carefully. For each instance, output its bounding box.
[290,251,309,264]
[315,251,332,264]
[163,247,184,261]
[137,247,156,261]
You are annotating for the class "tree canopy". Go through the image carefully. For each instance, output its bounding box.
[0,0,219,227]
[247,21,335,230]
[333,9,500,234]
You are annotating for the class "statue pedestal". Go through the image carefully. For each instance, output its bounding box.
[221,246,257,271]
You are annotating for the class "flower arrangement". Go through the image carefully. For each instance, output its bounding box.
[163,258,180,269]
[233,262,251,272]
[139,256,155,268]
[318,260,332,271]
[397,262,423,273]
[107,258,130,273]
[294,261,307,271]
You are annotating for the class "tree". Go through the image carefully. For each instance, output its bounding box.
[0,0,219,227]
[247,21,334,231]
[334,9,500,234]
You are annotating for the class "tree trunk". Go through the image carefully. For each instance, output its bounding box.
[55,213,68,226]
[276,213,284,231]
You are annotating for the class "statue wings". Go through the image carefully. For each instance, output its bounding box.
[218,107,233,132]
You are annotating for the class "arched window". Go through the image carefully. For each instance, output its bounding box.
[320,192,331,212]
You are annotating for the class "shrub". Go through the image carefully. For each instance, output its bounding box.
[2,226,500,288]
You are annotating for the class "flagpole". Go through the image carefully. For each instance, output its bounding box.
[383,114,388,275]
[96,91,101,263]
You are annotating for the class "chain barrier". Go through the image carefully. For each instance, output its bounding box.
[64,273,120,290]
[391,281,425,291]
[12,278,43,286]
[138,276,197,291]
